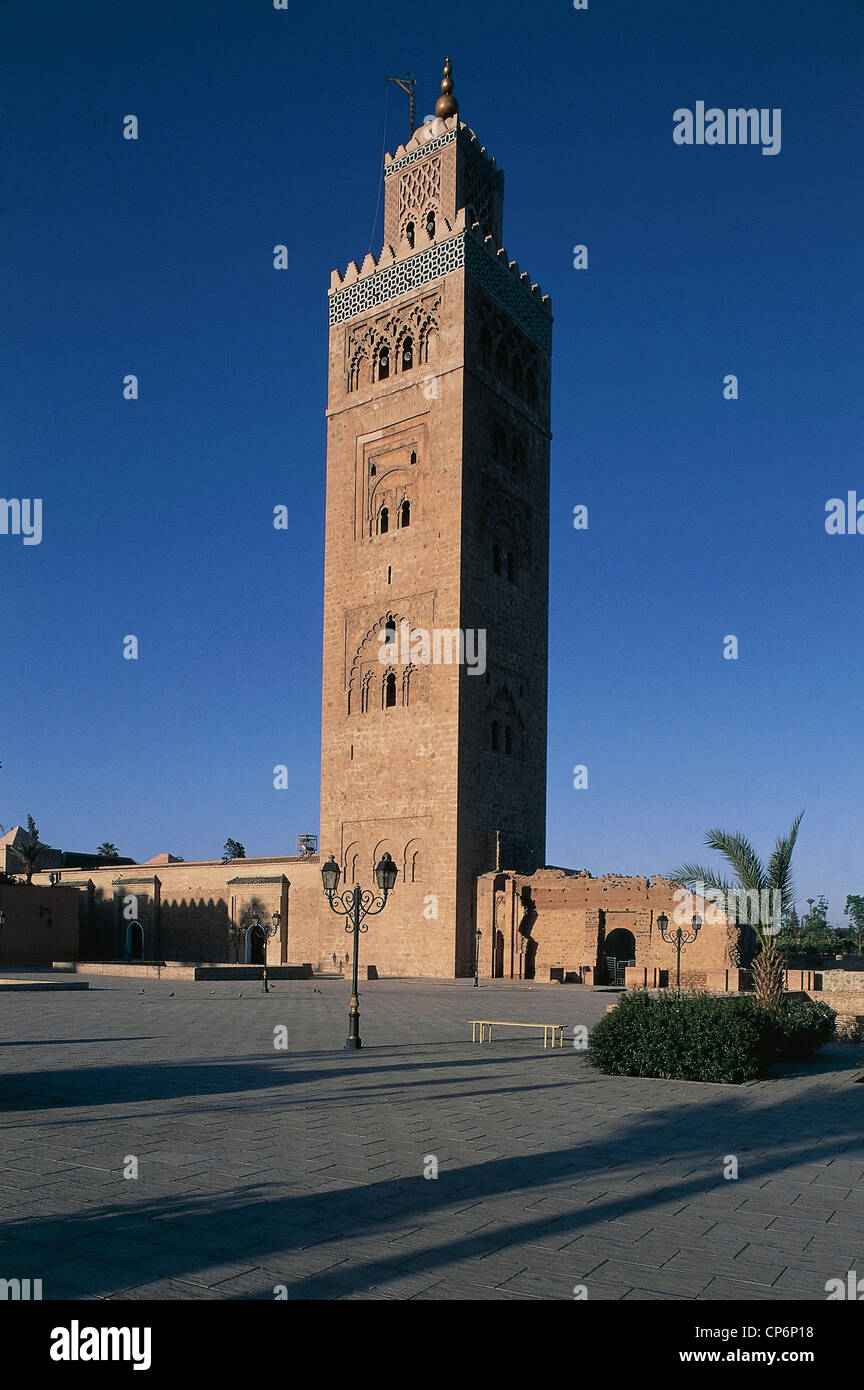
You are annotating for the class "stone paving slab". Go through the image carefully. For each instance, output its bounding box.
[1,977,863,1301]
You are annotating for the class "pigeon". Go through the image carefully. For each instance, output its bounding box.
[138,989,145,995]
[238,991,243,998]
[168,992,175,998]
[209,990,216,996]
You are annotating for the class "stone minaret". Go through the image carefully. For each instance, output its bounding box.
[319,61,552,976]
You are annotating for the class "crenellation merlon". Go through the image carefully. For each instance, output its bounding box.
[472,228,552,315]
[329,215,551,317]
[384,115,500,174]
[329,211,464,291]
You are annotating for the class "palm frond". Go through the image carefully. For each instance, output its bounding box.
[667,862,733,898]
[704,827,767,891]
[10,842,39,866]
[766,810,804,911]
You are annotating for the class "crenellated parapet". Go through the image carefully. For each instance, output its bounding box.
[383,115,503,185]
[329,206,469,291]
[329,216,552,350]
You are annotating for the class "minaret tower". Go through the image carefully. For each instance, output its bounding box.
[319,61,552,977]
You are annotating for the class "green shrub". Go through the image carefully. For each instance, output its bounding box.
[758,997,836,1062]
[587,990,836,1084]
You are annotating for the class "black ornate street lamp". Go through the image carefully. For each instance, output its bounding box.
[473,928,482,987]
[321,852,397,1049]
[657,911,703,992]
[230,910,279,989]
[263,910,281,993]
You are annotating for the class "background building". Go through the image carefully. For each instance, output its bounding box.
[24,65,736,985]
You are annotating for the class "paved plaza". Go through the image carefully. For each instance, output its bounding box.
[1,976,863,1301]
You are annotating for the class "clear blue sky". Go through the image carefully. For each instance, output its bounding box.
[1,1,861,921]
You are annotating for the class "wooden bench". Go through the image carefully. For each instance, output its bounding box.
[471,1019,565,1048]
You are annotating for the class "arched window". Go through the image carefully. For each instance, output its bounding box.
[401,337,414,371]
[494,344,509,388]
[348,353,369,394]
[378,345,390,381]
[399,499,410,528]
[426,209,436,238]
[524,367,537,408]
[379,507,389,534]
[511,359,524,398]
[370,463,376,477]
[479,330,493,371]
[491,721,500,752]
[410,449,417,465]
[361,669,373,713]
[384,616,396,637]
[384,672,397,708]
[493,544,502,576]
[506,551,515,583]
[402,665,414,706]
[406,221,415,249]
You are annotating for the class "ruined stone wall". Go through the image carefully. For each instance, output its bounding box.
[476,867,738,985]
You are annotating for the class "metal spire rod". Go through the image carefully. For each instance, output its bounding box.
[386,71,415,139]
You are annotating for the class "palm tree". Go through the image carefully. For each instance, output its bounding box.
[10,837,42,884]
[670,812,804,1011]
[97,843,119,858]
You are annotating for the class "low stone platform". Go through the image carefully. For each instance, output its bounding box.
[51,961,314,981]
[0,977,89,991]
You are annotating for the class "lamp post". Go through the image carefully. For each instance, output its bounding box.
[473,928,482,987]
[262,910,281,993]
[657,911,703,992]
[321,852,397,1050]
[232,910,279,990]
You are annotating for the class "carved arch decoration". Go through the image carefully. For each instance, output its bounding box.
[472,293,547,412]
[486,682,528,759]
[402,836,424,884]
[347,610,425,715]
[483,490,532,572]
[369,465,412,537]
[342,840,360,884]
[345,295,441,393]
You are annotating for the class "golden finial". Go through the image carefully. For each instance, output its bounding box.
[434,55,458,119]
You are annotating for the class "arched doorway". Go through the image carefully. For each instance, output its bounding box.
[492,873,509,978]
[126,921,144,961]
[245,922,266,965]
[494,930,505,978]
[604,927,636,985]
